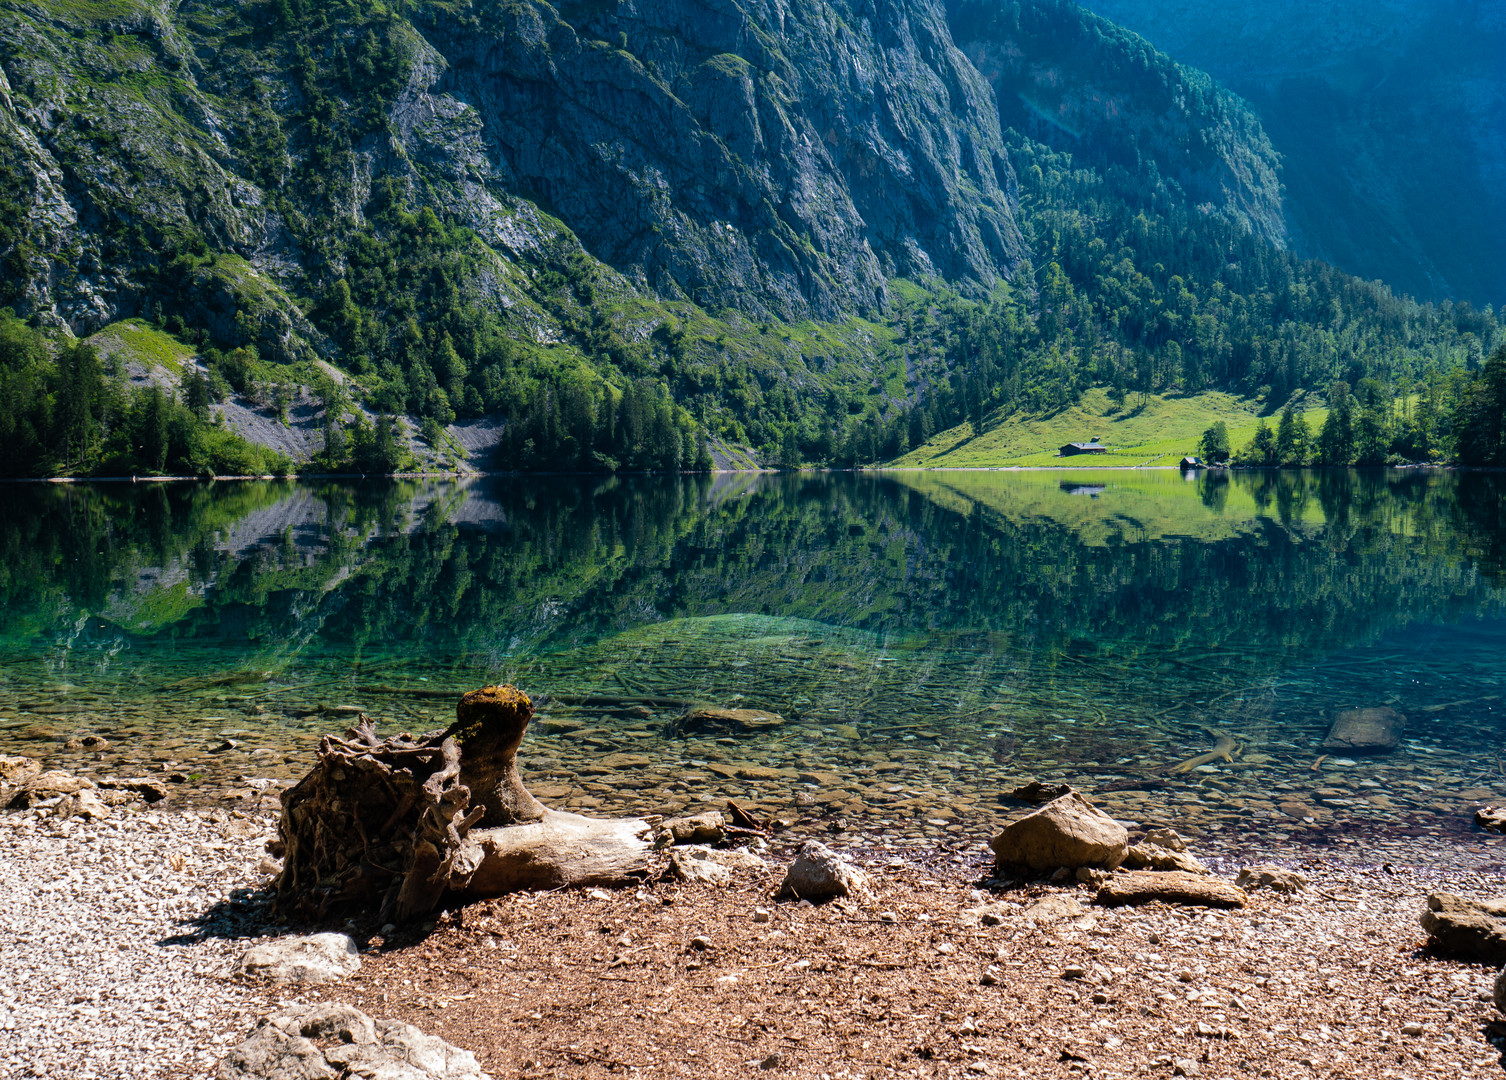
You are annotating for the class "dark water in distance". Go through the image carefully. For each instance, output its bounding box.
[2,469,1505,849]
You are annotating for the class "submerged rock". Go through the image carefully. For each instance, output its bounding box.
[666,707,784,737]
[1321,707,1406,753]
[236,933,362,984]
[990,792,1128,873]
[1421,893,1506,962]
[777,841,871,902]
[216,1002,487,1080]
[1476,807,1506,833]
[1003,780,1075,804]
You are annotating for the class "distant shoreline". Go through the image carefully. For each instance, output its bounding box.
[2,462,1498,484]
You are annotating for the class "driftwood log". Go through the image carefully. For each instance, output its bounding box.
[271,685,652,922]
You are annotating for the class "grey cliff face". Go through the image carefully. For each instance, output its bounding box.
[415,0,1024,319]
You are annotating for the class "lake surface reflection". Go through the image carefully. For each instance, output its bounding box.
[2,469,1504,853]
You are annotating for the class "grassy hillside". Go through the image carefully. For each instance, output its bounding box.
[890,388,1329,467]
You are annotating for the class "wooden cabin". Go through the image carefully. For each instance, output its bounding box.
[1059,440,1108,456]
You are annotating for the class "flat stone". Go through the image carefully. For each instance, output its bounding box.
[668,849,732,886]
[990,792,1128,873]
[1095,871,1248,909]
[1421,893,1506,962]
[236,933,362,984]
[0,754,41,783]
[1234,865,1309,893]
[1024,894,1086,922]
[1321,707,1405,753]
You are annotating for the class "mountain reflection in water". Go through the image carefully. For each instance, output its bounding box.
[0,469,1502,851]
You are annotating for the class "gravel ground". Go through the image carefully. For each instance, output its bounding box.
[0,806,279,1080]
[316,844,1506,1080]
[5,802,1506,1080]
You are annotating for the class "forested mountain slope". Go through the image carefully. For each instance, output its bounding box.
[0,0,1496,476]
[1080,0,1506,306]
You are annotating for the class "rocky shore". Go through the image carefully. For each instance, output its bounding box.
[4,783,1506,1079]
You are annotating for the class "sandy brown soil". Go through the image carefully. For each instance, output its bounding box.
[286,836,1506,1080]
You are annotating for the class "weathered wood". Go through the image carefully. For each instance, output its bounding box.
[272,685,655,922]
[454,811,654,895]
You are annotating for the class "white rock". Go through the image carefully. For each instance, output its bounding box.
[236,933,361,984]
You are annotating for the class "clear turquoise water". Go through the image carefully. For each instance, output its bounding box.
[1,469,1503,847]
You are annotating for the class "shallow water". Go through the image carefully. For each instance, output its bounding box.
[2,469,1504,852]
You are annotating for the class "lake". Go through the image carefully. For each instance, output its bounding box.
[2,468,1504,855]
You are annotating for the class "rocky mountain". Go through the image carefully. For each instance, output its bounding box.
[948,0,1285,247]
[0,0,1028,337]
[1081,0,1506,305]
[0,0,1494,475]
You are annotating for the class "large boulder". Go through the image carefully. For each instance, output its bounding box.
[217,1003,487,1080]
[777,841,871,902]
[1421,893,1506,962]
[1322,707,1406,753]
[1096,870,1248,909]
[236,933,362,984]
[990,792,1129,874]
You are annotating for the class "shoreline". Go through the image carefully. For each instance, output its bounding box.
[2,463,1499,484]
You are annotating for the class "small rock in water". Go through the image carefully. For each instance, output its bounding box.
[1476,807,1506,833]
[7,770,94,808]
[654,811,725,847]
[1141,827,1188,852]
[777,841,871,902]
[1123,842,1208,875]
[1003,780,1075,804]
[236,933,362,984]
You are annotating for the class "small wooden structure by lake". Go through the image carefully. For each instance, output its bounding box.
[1059,441,1108,457]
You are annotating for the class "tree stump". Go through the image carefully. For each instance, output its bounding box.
[271,685,652,923]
